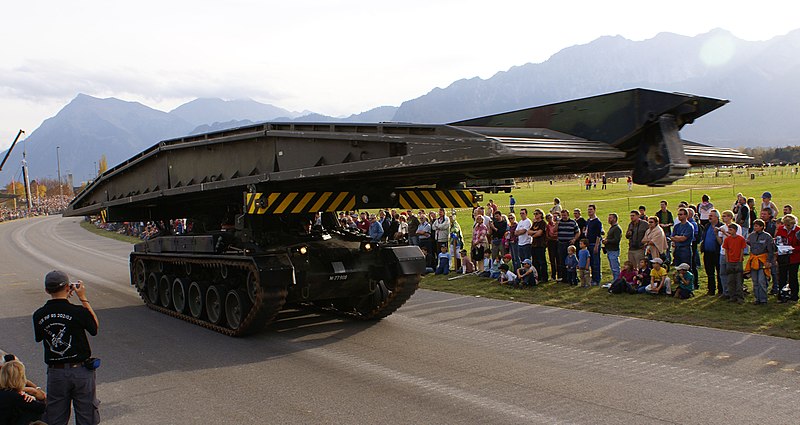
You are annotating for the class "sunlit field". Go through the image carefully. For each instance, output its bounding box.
[422,166,800,339]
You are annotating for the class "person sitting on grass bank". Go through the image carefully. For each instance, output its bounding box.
[640,257,671,295]
[633,258,651,292]
[434,244,451,276]
[517,259,537,287]
[498,263,516,287]
[460,249,475,274]
[673,263,694,299]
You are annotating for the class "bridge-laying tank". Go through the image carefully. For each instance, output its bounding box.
[64,88,750,335]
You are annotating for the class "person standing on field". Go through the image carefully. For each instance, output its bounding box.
[625,210,648,266]
[33,270,100,425]
[603,213,622,282]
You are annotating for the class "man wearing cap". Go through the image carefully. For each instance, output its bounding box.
[33,270,100,425]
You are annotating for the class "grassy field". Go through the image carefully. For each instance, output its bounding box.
[421,166,800,339]
[77,166,800,338]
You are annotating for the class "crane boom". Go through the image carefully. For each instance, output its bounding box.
[0,130,25,172]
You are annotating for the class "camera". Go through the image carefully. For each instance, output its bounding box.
[70,282,81,290]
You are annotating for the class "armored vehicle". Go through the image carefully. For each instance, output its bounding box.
[65,88,750,335]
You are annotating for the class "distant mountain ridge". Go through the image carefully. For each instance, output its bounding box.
[2,28,799,186]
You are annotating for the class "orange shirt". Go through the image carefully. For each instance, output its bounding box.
[722,234,747,263]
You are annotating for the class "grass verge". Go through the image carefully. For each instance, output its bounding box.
[421,274,800,339]
[80,221,141,244]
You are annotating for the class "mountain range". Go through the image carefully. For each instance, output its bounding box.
[2,27,799,186]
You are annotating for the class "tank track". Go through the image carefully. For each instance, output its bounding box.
[305,274,420,320]
[131,254,287,336]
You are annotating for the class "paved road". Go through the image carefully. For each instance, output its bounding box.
[2,216,799,424]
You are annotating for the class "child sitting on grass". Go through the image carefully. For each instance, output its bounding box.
[620,261,636,284]
[641,257,671,295]
[673,262,694,299]
[434,244,451,275]
[517,258,538,287]
[460,249,475,274]
[633,258,650,291]
[498,263,517,286]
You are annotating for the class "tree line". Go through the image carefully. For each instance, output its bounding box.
[741,146,800,164]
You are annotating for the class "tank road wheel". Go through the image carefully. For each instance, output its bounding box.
[188,281,205,319]
[184,263,192,276]
[158,275,173,308]
[146,272,159,304]
[225,290,252,331]
[358,275,421,320]
[172,277,189,314]
[246,270,261,304]
[206,285,226,325]
[219,264,229,280]
[356,281,389,316]
[132,259,147,290]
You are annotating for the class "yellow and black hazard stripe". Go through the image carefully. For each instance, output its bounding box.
[100,209,108,223]
[245,192,356,214]
[398,189,475,210]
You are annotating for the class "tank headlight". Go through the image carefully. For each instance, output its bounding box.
[363,242,372,252]
[299,246,308,255]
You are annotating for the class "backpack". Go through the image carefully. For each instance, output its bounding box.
[609,278,633,294]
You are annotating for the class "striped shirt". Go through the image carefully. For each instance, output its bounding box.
[557,219,579,243]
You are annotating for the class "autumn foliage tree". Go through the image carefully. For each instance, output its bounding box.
[98,155,108,175]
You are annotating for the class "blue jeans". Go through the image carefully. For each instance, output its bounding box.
[588,244,601,283]
[674,245,691,267]
[719,253,729,296]
[435,257,450,275]
[607,250,620,281]
[510,242,520,271]
[751,268,768,303]
[518,244,532,265]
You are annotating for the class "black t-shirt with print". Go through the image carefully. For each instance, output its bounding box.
[33,299,97,365]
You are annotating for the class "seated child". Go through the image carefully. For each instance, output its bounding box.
[620,261,636,283]
[460,249,475,274]
[609,260,637,294]
[498,263,517,286]
[633,258,651,291]
[434,244,451,275]
[642,257,671,295]
[516,258,538,287]
[673,262,694,299]
[564,245,579,285]
[420,247,434,275]
[488,256,501,279]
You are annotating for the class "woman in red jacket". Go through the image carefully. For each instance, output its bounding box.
[775,214,800,302]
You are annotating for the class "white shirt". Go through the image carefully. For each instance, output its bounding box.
[516,218,533,246]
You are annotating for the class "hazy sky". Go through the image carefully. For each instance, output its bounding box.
[1,0,798,150]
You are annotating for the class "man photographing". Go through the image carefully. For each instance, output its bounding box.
[33,270,100,425]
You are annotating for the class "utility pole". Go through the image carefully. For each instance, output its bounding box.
[57,146,63,199]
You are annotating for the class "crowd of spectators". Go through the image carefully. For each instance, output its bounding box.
[0,195,71,222]
[437,190,797,305]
